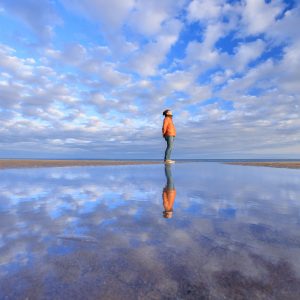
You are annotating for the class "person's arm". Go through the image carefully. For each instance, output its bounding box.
[162,118,169,137]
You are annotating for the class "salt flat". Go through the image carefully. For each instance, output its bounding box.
[0,162,300,299]
[0,159,160,169]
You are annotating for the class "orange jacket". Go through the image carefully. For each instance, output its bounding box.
[162,188,176,212]
[162,116,176,137]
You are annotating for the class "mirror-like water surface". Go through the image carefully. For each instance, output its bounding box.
[1,163,300,299]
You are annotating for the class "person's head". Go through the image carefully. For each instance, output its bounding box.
[162,109,173,117]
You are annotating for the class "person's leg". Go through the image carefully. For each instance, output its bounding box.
[164,136,169,160]
[165,164,174,189]
[164,136,174,160]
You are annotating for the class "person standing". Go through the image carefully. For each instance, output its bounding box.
[162,109,176,164]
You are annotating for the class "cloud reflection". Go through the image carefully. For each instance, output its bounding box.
[0,163,300,298]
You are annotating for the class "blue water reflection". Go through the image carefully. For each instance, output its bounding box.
[1,163,300,299]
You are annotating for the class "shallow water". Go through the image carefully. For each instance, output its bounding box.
[1,162,300,299]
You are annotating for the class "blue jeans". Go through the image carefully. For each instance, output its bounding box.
[164,136,174,160]
[165,164,175,189]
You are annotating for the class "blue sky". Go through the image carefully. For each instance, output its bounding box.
[0,0,299,159]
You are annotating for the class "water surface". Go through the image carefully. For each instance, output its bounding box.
[1,163,300,299]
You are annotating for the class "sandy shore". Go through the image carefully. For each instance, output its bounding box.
[0,159,161,169]
[2,160,300,170]
[226,161,300,169]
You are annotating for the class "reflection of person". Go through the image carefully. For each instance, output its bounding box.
[162,164,176,218]
[162,109,176,164]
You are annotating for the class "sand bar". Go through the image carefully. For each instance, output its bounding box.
[0,159,161,169]
[226,161,300,169]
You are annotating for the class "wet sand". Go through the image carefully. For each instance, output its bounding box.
[0,159,161,169]
[225,161,300,169]
[1,162,300,298]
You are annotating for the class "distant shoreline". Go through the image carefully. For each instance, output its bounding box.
[0,159,161,169]
[1,159,300,170]
[225,162,300,169]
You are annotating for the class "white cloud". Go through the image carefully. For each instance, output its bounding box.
[44,43,132,88]
[218,59,276,100]
[0,80,23,109]
[188,85,212,104]
[184,22,227,74]
[60,0,138,57]
[61,0,135,30]
[126,19,183,76]
[128,0,186,36]
[241,0,284,36]
[267,5,300,43]
[223,39,266,73]
[187,0,223,22]
[234,39,265,68]
[274,41,300,93]
[164,70,195,91]
[0,44,34,80]
[1,0,61,42]
[185,41,220,74]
